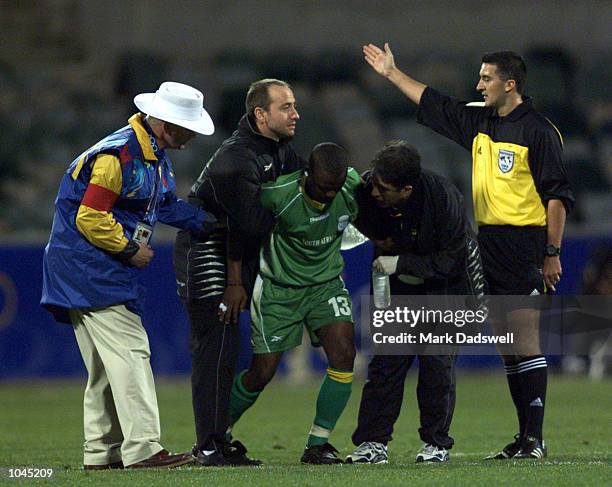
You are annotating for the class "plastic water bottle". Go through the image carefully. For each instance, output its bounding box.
[372,269,391,309]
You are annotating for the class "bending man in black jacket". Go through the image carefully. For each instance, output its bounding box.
[173,79,305,466]
[346,140,482,465]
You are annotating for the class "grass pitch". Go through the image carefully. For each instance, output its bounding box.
[0,373,609,486]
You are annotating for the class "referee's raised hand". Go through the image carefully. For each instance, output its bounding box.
[363,43,396,78]
[362,42,427,105]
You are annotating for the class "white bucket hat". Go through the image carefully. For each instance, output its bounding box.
[134,81,214,135]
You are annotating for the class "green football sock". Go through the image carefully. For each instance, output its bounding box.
[307,368,353,447]
[229,370,261,427]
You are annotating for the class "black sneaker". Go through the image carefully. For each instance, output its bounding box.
[514,436,547,459]
[192,440,262,466]
[301,443,343,465]
[484,434,522,460]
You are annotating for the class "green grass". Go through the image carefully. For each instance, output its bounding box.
[0,373,609,486]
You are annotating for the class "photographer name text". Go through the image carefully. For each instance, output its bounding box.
[372,332,514,344]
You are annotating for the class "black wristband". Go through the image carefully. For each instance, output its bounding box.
[113,240,140,264]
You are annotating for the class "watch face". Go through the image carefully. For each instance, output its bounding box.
[545,245,560,256]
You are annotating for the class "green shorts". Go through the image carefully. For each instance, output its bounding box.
[250,275,354,353]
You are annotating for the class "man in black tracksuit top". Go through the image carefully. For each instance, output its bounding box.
[346,140,483,464]
[173,79,305,465]
[362,43,574,459]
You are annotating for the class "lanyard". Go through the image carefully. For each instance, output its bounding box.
[142,162,161,226]
[142,118,166,226]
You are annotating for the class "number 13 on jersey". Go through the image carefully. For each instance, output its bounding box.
[328,296,351,317]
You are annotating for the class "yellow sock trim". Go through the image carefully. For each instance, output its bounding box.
[326,368,353,384]
[309,424,331,438]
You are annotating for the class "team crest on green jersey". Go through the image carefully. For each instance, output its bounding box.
[337,215,350,231]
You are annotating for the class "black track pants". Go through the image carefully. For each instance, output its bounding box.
[185,299,240,449]
[352,353,456,449]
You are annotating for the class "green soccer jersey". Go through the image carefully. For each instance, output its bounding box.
[259,167,361,287]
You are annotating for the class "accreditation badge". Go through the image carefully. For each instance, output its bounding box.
[133,222,153,245]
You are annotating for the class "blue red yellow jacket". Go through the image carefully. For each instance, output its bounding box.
[41,113,213,323]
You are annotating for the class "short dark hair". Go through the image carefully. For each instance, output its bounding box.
[245,79,291,117]
[308,142,349,178]
[481,51,527,94]
[371,140,421,188]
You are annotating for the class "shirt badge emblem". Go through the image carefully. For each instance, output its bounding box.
[498,149,515,173]
[337,215,350,231]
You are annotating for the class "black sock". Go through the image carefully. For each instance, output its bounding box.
[504,361,525,437]
[517,355,547,441]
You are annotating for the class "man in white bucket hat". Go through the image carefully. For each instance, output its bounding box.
[41,81,216,469]
[134,81,215,139]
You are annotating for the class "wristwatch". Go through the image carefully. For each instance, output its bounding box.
[544,244,561,257]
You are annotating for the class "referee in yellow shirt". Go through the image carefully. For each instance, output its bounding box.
[362,43,574,460]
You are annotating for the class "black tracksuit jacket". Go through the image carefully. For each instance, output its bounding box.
[355,169,473,293]
[174,114,305,301]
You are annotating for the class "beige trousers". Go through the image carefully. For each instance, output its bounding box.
[71,304,164,466]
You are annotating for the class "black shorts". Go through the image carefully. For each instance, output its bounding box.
[478,225,546,296]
